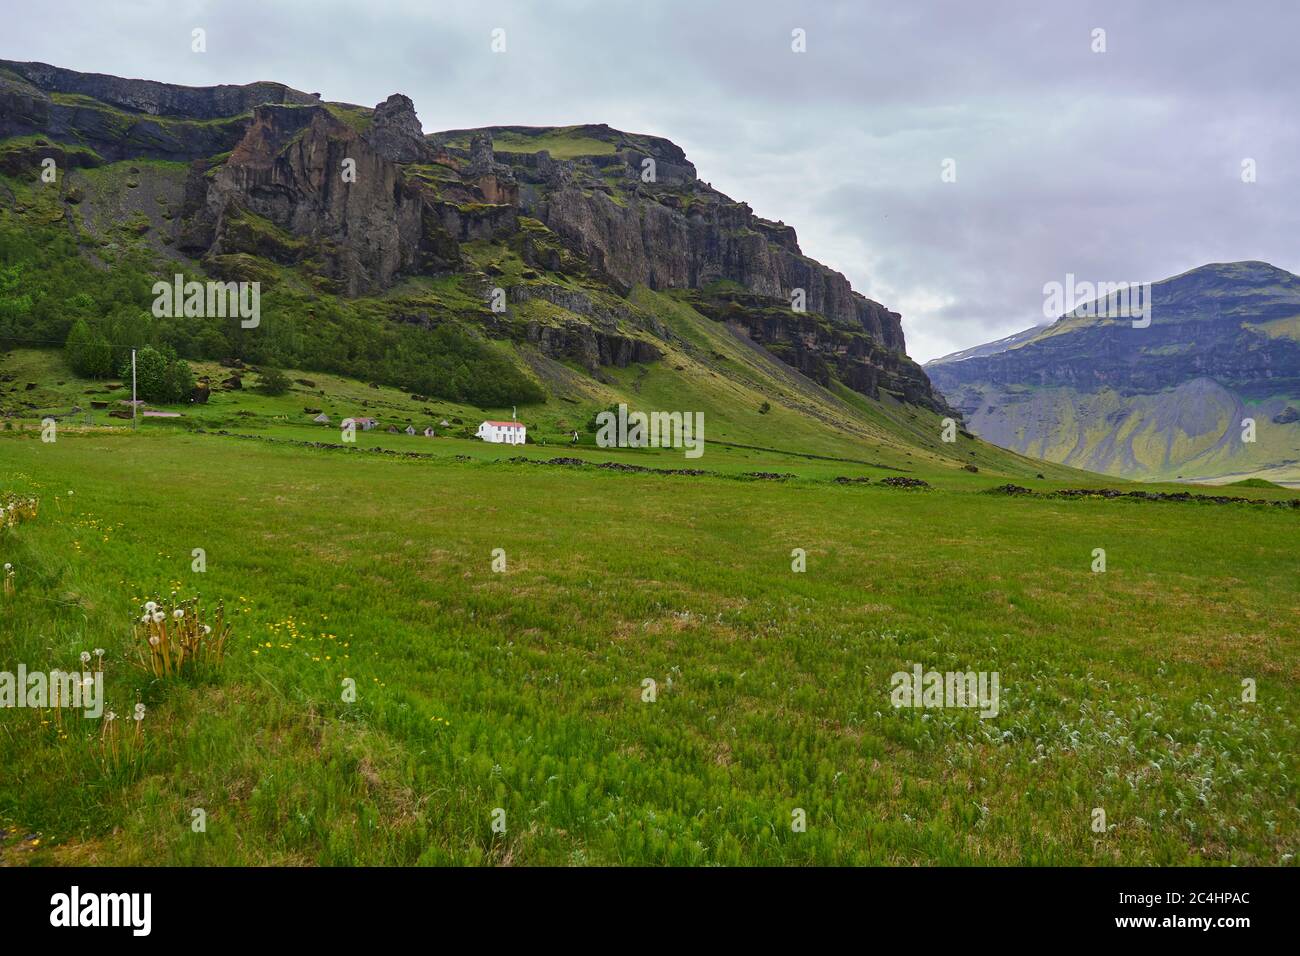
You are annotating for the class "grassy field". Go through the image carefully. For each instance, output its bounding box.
[1,419,1296,865]
[0,332,1088,483]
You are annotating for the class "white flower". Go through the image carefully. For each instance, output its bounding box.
[105,711,116,721]
[3,563,11,572]
[94,648,104,657]
[173,608,184,620]
[144,601,157,613]
[140,614,150,624]
[149,635,160,647]
[67,490,73,496]
[203,625,212,635]
[152,611,165,623]
[80,651,91,663]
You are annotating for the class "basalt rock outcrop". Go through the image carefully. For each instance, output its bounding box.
[505,284,663,372]
[0,59,317,162]
[365,94,433,164]
[531,182,905,350]
[181,102,453,295]
[691,290,939,409]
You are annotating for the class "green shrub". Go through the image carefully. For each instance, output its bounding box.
[121,345,194,403]
[256,366,291,396]
[64,318,113,378]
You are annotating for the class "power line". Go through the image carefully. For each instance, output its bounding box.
[1,335,197,348]
[2,336,90,346]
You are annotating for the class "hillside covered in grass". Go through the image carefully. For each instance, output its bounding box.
[0,57,1006,476]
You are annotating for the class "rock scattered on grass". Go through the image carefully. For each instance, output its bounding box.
[988,483,1034,495]
[881,476,930,489]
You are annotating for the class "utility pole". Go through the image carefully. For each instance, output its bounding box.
[131,348,137,429]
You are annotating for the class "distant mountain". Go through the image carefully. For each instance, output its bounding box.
[927,322,1048,367]
[925,261,1300,484]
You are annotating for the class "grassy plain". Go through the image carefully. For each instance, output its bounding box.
[1,412,1296,865]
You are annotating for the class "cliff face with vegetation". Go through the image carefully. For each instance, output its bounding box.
[926,262,1300,483]
[0,58,950,414]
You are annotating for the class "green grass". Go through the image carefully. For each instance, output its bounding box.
[38,98,252,141]
[323,103,374,136]
[440,127,618,160]
[0,134,105,171]
[0,419,1296,865]
[1227,477,1286,489]
[1245,314,1300,342]
[2,325,1085,484]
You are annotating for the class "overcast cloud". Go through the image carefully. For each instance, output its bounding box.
[5,0,1296,361]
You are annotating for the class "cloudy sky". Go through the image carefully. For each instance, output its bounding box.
[6,0,1297,362]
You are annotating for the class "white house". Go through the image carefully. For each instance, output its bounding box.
[476,420,526,445]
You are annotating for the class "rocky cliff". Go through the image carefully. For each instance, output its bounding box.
[0,58,949,413]
[451,123,909,351]
[181,103,449,296]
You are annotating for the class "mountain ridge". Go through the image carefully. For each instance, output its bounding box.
[926,260,1300,483]
[0,57,953,417]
